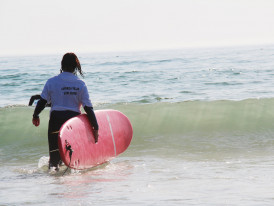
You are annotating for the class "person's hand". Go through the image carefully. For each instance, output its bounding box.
[93,130,99,143]
[32,117,40,127]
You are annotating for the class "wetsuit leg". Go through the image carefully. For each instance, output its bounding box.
[48,110,80,168]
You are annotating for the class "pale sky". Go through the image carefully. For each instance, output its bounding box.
[1,0,274,56]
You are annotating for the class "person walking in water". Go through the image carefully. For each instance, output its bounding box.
[32,53,99,170]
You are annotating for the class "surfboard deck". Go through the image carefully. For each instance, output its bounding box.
[58,109,133,170]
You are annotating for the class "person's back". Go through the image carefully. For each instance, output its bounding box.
[32,53,99,170]
[42,72,92,113]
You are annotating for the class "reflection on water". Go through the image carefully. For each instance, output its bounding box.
[51,160,134,200]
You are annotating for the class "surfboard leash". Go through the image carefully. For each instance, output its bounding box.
[63,140,73,176]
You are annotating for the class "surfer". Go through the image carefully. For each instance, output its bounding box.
[31,52,99,170]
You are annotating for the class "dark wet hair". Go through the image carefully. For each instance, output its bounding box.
[61,53,84,77]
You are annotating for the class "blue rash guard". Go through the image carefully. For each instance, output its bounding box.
[32,72,98,130]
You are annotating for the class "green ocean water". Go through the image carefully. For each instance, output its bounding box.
[1,99,274,162]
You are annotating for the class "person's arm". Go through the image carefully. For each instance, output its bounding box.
[29,94,51,107]
[28,95,41,106]
[32,98,47,127]
[84,106,99,143]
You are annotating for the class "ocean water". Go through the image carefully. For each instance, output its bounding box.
[1,45,274,205]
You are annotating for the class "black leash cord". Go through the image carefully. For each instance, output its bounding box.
[63,140,73,176]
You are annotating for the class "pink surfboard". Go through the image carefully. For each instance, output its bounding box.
[58,109,133,170]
